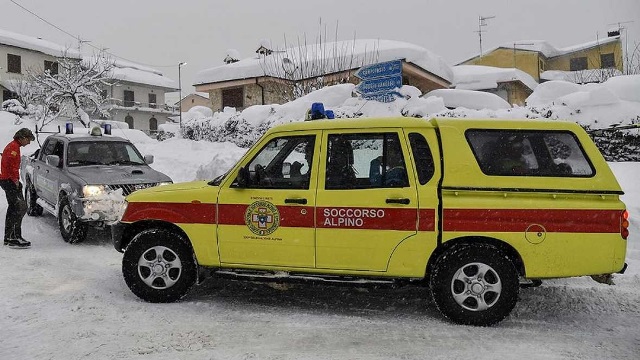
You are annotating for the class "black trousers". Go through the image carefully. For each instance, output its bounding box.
[0,179,26,240]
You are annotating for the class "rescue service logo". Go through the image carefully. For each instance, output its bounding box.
[244,201,281,236]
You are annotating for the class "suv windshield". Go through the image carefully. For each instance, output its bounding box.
[67,141,146,167]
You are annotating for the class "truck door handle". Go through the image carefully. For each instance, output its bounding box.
[386,198,410,205]
[285,198,307,205]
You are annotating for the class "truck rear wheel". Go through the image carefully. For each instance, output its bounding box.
[430,243,519,326]
[122,229,197,303]
[58,197,88,243]
[25,180,43,216]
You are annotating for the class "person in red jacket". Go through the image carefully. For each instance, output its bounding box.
[1,128,35,248]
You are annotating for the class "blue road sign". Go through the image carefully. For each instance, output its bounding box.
[354,60,402,80]
[355,75,402,95]
[362,92,401,103]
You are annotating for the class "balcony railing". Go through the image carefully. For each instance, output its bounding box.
[103,99,177,113]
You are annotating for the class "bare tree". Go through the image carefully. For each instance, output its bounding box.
[624,41,640,75]
[259,20,380,102]
[25,50,115,130]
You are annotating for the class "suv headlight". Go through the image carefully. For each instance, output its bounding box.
[83,185,105,197]
[158,182,172,186]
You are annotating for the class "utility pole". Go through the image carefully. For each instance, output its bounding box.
[475,15,495,57]
[77,37,90,55]
[513,42,534,69]
[608,20,634,74]
[178,62,187,131]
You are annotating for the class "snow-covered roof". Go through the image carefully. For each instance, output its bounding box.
[195,39,453,86]
[0,28,81,59]
[458,36,621,63]
[87,56,177,90]
[453,65,538,91]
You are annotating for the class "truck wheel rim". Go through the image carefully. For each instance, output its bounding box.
[450,262,502,311]
[61,205,73,232]
[137,246,182,289]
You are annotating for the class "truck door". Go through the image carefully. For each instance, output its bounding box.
[315,130,419,271]
[35,138,64,204]
[217,133,318,268]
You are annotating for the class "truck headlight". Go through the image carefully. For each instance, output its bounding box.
[83,185,105,197]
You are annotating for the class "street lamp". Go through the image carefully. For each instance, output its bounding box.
[178,62,187,130]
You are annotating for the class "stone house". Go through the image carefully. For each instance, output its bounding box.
[194,39,453,112]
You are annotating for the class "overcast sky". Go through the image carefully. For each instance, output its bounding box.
[2,0,638,99]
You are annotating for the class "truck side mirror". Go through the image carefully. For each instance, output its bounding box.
[46,155,61,167]
[144,155,154,164]
[236,166,250,188]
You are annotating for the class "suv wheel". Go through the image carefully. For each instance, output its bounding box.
[430,243,519,326]
[58,196,88,243]
[122,229,197,303]
[25,180,43,216]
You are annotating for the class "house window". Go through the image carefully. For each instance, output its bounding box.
[148,93,157,108]
[7,54,21,73]
[149,117,158,133]
[600,53,615,68]
[125,115,134,129]
[222,87,244,109]
[124,90,135,107]
[44,60,58,75]
[100,89,108,99]
[539,59,545,72]
[569,57,588,71]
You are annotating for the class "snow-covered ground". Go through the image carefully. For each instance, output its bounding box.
[1,78,640,359]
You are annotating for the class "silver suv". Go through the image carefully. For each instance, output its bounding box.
[21,127,172,243]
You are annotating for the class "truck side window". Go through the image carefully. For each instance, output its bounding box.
[240,135,315,189]
[408,133,434,185]
[39,139,57,161]
[467,130,595,177]
[326,133,408,190]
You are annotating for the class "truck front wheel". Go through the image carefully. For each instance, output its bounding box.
[122,229,197,303]
[430,243,519,326]
[58,197,88,243]
[25,180,43,216]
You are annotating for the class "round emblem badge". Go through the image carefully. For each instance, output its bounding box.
[245,201,280,236]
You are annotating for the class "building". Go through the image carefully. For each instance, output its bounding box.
[177,92,211,112]
[458,34,622,84]
[452,65,538,106]
[100,58,178,136]
[0,28,178,136]
[1,28,81,103]
[194,39,453,112]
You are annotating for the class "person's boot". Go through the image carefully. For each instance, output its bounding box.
[6,237,31,249]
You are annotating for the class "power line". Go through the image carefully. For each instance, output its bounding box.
[8,0,178,69]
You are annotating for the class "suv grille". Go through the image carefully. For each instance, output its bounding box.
[107,183,159,196]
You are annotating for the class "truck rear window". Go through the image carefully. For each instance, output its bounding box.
[466,130,595,177]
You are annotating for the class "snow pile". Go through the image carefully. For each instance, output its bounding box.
[453,65,538,91]
[422,88,511,110]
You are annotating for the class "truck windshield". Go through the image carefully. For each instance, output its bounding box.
[67,141,146,167]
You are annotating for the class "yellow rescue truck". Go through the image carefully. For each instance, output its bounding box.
[112,116,629,326]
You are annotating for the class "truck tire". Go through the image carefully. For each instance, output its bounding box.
[430,243,519,326]
[25,180,43,216]
[122,229,197,303]
[58,196,88,243]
